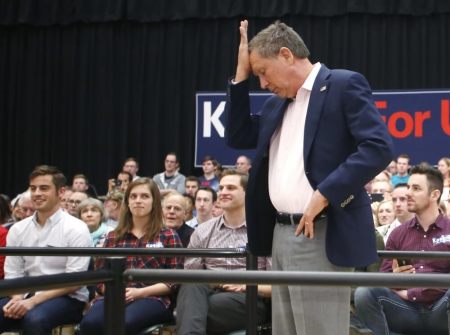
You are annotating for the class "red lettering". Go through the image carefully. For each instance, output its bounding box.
[375,101,387,109]
[414,111,431,137]
[376,100,387,123]
[441,99,450,135]
[388,111,414,138]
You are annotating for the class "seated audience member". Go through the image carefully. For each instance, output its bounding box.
[437,157,450,201]
[198,155,220,192]
[16,191,34,219]
[0,224,7,279]
[60,187,73,212]
[107,171,132,194]
[122,157,140,181]
[8,191,34,226]
[374,200,395,228]
[386,160,397,176]
[162,192,194,247]
[235,155,252,174]
[153,152,186,196]
[213,159,224,177]
[182,194,195,221]
[77,198,112,247]
[177,170,271,335]
[79,178,183,335]
[0,196,12,226]
[184,176,200,198]
[371,179,393,201]
[355,164,450,335]
[377,183,414,243]
[0,165,92,335]
[103,191,124,229]
[391,153,410,186]
[186,187,216,228]
[67,191,88,216]
[373,170,391,183]
[212,199,224,217]
[72,174,89,192]
[72,174,98,198]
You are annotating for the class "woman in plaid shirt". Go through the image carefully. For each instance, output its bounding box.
[80,178,183,335]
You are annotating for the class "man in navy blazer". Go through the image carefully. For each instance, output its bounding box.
[225,20,394,335]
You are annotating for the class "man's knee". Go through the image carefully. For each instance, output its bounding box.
[354,287,378,309]
[21,309,50,330]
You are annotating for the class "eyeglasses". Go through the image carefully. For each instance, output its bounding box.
[68,199,82,206]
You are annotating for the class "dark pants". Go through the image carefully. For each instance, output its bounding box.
[79,297,173,335]
[0,296,85,335]
[176,283,267,335]
[355,287,450,335]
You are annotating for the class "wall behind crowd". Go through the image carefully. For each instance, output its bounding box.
[1,0,449,196]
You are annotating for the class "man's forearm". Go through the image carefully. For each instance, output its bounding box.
[28,286,81,306]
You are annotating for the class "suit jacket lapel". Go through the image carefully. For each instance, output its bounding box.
[304,65,331,160]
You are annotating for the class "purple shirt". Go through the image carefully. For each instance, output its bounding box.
[381,214,450,305]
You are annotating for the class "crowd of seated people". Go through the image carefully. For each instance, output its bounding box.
[1,153,450,334]
[0,154,268,335]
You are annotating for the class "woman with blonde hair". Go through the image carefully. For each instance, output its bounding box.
[80,178,183,335]
[375,200,399,243]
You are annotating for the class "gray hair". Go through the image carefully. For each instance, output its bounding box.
[249,21,310,59]
[77,198,105,222]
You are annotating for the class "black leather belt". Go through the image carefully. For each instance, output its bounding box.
[276,212,303,225]
[276,211,328,225]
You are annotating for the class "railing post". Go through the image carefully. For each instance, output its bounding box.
[246,245,258,335]
[104,257,126,335]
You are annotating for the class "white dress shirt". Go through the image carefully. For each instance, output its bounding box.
[5,208,93,302]
[269,62,321,213]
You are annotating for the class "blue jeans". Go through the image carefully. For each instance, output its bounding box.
[79,297,173,335]
[0,296,85,335]
[354,287,450,335]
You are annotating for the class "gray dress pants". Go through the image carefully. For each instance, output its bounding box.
[272,216,353,335]
[176,283,267,335]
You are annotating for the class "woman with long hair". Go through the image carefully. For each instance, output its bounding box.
[437,157,450,201]
[79,178,183,335]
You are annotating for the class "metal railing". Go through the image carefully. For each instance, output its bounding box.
[1,247,450,335]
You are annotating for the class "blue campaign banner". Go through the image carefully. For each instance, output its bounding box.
[195,90,450,167]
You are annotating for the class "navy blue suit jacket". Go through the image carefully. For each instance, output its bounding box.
[225,65,394,267]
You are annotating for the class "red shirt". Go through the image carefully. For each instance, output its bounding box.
[382,214,450,306]
[0,226,7,279]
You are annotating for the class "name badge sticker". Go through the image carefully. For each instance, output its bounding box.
[146,242,164,248]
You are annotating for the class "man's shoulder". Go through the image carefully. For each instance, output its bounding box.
[153,172,164,180]
[174,171,186,178]
[8,216,34,234]
[386,219,415,246]
[59,211,91,236]
[189,217,221,244]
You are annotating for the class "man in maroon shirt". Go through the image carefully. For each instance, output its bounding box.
[355,164,450,335]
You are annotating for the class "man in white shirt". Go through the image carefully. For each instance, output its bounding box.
[0,165,92,335]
